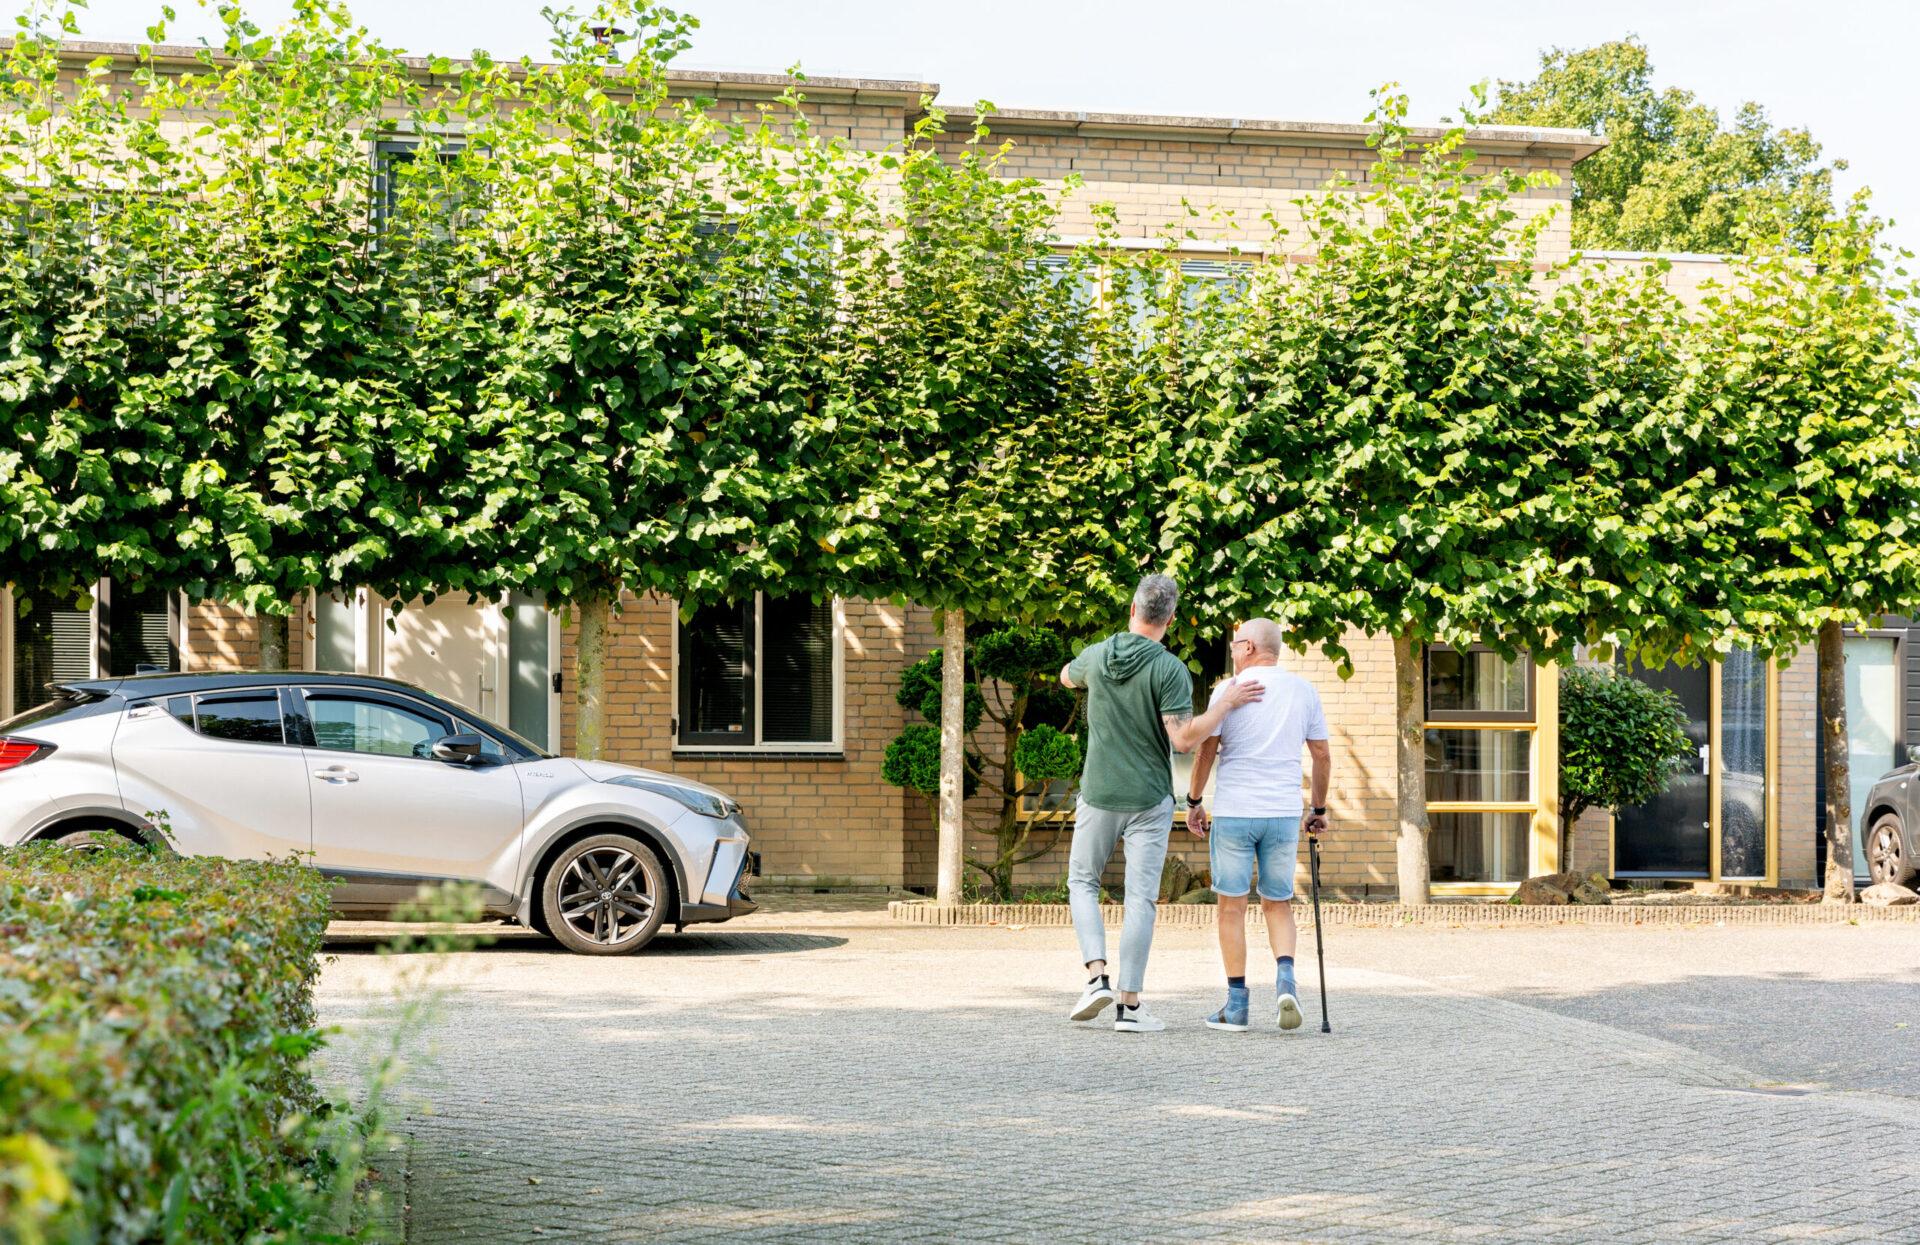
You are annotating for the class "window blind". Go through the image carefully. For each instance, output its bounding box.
[107,584,176,676]
[13,600,93,713]
[762,597,833,744]
[679,599,753,743]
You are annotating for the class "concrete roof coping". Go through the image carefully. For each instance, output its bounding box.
[29,39,938,105]
[1576,248,1738,264]
[1052,234,1264,255]
[27,40,1602,161]
[929,104,1606,162]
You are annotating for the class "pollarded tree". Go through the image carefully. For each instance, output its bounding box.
[839,108,1152,903]
[441,3,738,758]
[1693,201,1920,900]
[0,12,209,633]
[1164,89,1617,904]
[130,1,428,666]
[880,624,1085,900]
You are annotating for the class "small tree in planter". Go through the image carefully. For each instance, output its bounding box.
[882,624,1085,900]
[1558,666,1695,867]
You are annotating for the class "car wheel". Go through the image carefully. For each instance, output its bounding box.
[51,826,141,852]
[540,834,669,955]
[1864,815,1916,887]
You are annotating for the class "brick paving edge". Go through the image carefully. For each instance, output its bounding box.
[886,899,1920,927]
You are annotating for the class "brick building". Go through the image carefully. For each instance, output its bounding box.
[2,50,1868,897]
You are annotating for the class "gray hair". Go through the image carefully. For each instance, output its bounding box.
[1235,618,1283,656]
[1133,574,1180,627]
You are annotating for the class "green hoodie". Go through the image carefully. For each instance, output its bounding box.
[1066,631,1194,812]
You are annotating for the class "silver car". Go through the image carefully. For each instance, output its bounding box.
[0,672,756,954]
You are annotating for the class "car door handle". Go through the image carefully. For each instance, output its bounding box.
[313,766,360,783]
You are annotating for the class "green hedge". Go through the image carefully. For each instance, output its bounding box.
[0,842,338,1243]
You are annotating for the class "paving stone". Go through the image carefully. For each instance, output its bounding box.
[317,924,1919,1243]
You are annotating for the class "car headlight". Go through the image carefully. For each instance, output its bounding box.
[604,774,737,819]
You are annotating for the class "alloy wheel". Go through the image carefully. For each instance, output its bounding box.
[1866,820,1906,885]
[555,847,656,946]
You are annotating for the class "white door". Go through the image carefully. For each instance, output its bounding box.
[298,687,524,903]
[384,595,503,721]
[112,688,312,860]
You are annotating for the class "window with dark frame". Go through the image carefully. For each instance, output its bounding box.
[677,595,837,750]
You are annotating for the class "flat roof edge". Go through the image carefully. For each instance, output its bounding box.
[16,39,1604,160]
[16,39,939,102]
[1576,249,1738,264]
[930,105,1605,161]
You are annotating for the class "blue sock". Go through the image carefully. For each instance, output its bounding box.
[1227,976,1245,989]
[1277,956,1294,969]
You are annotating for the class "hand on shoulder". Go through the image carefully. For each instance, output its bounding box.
[1218,675,1264,708]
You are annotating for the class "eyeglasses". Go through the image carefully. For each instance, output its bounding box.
[1230,638,1254,651]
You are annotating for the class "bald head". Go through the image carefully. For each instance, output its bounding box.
[1232,618,1283,667]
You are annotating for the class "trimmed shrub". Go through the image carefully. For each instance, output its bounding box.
[0,842,337,1243]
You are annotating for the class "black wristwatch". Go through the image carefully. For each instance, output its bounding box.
[1311,806,1327,817]
[1187,794,1204,808]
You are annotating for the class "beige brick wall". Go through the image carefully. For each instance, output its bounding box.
[557,593,912,889]
[182,601,306,672]
[932,130,1577,262]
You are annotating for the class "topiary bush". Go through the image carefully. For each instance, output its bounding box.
[0,841,340,1243]
[883,623,1087,899]
[1559,665,1696,865]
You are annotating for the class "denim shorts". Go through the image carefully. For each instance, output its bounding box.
[1209,815,1302,901]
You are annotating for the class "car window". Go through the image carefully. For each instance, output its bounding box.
[307,694,451,758]
[165,695,194,727]
[193,692,287,745]
[0,693,114,734]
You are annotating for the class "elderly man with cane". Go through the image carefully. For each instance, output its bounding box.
[1185,618,1331,1032]
[1058,574,1266,1032]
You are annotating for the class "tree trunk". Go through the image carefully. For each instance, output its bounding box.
[1393,630,1431,905]
[575,591,612,762]
[1817,619,1856,903]
[258,610,290,672]
[936,607,966,906]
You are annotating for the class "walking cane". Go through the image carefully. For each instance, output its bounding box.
[1308,831,1330,1033]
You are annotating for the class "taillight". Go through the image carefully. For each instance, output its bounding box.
[0,738,54,772]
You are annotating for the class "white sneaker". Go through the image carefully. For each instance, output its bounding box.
[1114,1003,1166,1033]
[1277,992,1304,1031]
[1069,980,1116,1022]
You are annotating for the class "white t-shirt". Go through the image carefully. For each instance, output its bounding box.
[1205,665,1330,818]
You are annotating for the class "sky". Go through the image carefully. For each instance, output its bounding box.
[28,0,1920,256]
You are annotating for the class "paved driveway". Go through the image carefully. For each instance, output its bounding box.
[317,911,1920,1244]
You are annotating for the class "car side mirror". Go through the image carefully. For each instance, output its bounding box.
[431,733,485,764]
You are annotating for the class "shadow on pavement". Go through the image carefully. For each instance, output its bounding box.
[1485,970,1920,1100]
[325,929,850,957]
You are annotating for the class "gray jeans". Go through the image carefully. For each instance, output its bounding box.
[1067,796,1174,994]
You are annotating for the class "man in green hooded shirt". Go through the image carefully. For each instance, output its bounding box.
[1058,573,1263,1032]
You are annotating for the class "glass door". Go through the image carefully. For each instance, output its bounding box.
[1843,636,1901,884]
[1615,659,1712,877]
[1717,651,1769,879]
[1616,652,1774,882]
